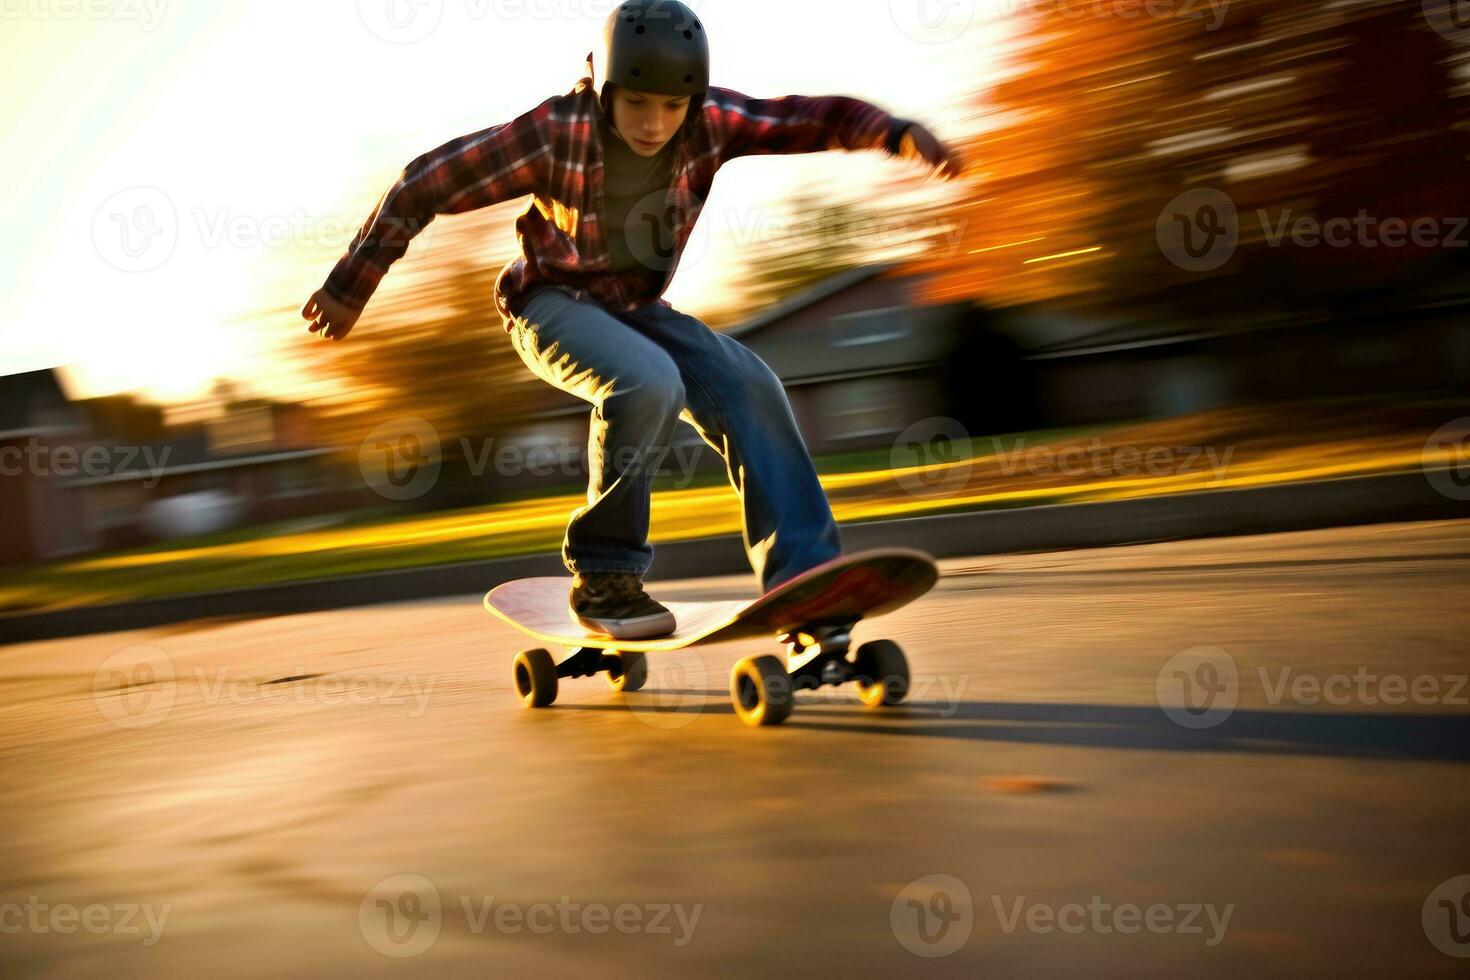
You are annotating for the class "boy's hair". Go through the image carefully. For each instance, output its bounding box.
[601,82,703,139]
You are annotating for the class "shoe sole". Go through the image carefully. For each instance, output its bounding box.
[573,609,677,641]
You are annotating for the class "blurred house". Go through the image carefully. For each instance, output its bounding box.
[64,394,350,551]
[0,369,95,564]
[0,369,352,566]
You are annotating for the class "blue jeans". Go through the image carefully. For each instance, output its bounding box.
[507,286,842,593]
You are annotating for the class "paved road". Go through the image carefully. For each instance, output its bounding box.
[3,521,1469,977]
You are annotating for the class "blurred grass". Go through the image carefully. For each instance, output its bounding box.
[1,399,1465,615]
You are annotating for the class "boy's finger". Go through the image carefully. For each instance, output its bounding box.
[302,299,319,320]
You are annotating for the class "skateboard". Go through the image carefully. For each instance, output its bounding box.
[483,547,940,727]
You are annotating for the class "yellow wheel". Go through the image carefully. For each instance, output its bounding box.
[513,648,558,708]
[605,652,648,693]
[852,640,909,707]
[729,655,794,727]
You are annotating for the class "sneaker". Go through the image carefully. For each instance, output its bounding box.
[569,571,676,640]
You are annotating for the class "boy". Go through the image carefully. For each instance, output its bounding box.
[302,1,964,639]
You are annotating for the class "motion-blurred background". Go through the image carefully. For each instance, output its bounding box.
[2,0,1468,613]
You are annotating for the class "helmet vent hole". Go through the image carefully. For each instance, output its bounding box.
[695,21,701,30]
[683,29,693,39]
[631,67,642,77]
[684,73,693,83]
[635,24,646,35]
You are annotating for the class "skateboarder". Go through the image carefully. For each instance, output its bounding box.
[302,1,964,640]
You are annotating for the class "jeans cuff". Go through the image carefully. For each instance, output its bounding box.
[565,560,650,577]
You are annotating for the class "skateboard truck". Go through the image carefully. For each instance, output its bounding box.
[780,622,856,691]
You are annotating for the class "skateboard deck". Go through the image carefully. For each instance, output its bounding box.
[484,547,939,653]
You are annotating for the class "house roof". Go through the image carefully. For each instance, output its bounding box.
[724,263,903,340]
[0,368,72,436]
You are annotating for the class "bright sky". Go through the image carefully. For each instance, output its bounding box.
[0,0,1009,405]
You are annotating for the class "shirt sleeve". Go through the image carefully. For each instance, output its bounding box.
[321,99,555,312]
[706,86,913,163]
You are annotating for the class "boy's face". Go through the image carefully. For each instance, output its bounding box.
[609,87,691,156]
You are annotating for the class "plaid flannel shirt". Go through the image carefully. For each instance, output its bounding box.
[322,55,915,328]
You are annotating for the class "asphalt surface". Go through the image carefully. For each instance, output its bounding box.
[3,520,1469,976]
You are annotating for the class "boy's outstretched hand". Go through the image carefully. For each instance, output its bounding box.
[900,123,966,181]
[302,288,361,342]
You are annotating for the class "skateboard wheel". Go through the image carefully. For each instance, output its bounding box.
[852,640,909,707]
[513,648,558,708]
[730,655,794,727]
[605,652,648,693]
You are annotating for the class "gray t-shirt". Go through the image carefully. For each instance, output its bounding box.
[597,112,679,275]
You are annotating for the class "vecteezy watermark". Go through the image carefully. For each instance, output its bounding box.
[1158,188,1469,273]
[1156,645,1239,730]
[1424,0,1470,46]
[1423,418,1470,502]
[891,417,974,498]
[991,437,1235,485]
[0,897,172,947]
[360,417,443,501]
[1256,210,1469,251]
[356,0,703,44]
[1424,875,1470,958]
[92,646,440,730]
[358,874,703,957]
[626,653,711,731]
[357,0,445,43]
[90,188,438,274]
[462,436,704,488]
[888,0,976,44]
[92,187,179,273]
[0,440,173,489]
[798,672,969,717]
[193,668,439,718]
[1157,188,1240,272]
[0,0,171,31]
[891,874,975,957]
[989,894,1234,946]
[93,645,178,730]
[1256,667,1467,708]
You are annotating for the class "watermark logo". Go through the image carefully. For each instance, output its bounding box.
[1423,418,1470,501]
[1424,0,1470,46]
[991,894,1233,946]
[891,874,974,957]
[891,417,973,498]
[1424,875,1470,958]
[1157,188,1238,272]
[93,186,178,273]
[623,186,712,275]
[360,874,442,958]
[1156,645,1238,729]
[358,0,444,43]
[888,0,976,44]
[360,417,442,501]
[0,0,171,31]
[92,654,440,730]
[0,440,173,489]
[627,653,711,730]
[991,436,1234,485]
[93,645,177,730]
[0,897,172,946]
[358,875,702,956]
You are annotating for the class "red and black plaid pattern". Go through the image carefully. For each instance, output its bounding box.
[322,56,912,328]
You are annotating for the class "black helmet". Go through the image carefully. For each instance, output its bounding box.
[593,1,709,117]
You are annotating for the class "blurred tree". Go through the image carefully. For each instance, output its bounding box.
[909,0,1470,322]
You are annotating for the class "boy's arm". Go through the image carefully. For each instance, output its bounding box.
[320,98,556,313]
[707,87,916,162]
[707,87,964,180]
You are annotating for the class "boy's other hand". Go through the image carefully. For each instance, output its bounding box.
[302,288,361,342]
[900,124,966,181]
